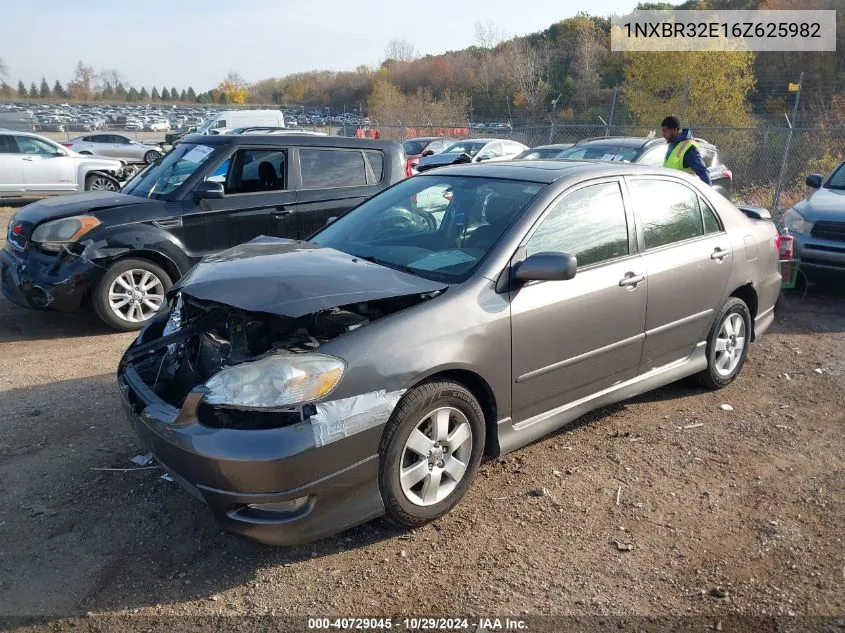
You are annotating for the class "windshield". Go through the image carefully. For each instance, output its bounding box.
[443,141,486,157]
[403,140,429,155]
[121,143,218,199]
[824,161,845,190]
[556,144,641,163]
[310,175,545,283]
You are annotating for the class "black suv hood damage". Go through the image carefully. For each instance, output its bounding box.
[11,191,152,225]
[173,237,447,318]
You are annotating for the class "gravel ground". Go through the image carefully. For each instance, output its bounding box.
[0,206,843,633]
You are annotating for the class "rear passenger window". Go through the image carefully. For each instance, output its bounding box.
[300,149,367,188]
[700,196,722,234]
[0,135,17,153]
[364,150,384,183]
[526,181,629,268]
[628,179,704,249]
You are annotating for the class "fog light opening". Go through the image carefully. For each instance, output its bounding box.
[246,495,311,516]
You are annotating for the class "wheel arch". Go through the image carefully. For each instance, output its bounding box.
[729,283,758,340]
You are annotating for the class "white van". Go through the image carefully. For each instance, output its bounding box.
[196,110,285,135]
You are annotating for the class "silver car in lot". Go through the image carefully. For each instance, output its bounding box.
[117,160,782,545]
[65,133,164,165]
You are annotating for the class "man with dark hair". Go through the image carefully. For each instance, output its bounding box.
[660,115,711,185]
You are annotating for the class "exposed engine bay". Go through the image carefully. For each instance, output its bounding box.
[128,290,438,419]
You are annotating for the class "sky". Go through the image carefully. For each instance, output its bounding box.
[1,0,648,92]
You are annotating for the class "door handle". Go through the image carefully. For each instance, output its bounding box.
[22,156,34,161]
[271,207,291,217]
[711,247,730,260]
[619,272,646,287]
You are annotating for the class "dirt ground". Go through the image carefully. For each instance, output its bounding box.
[0,204,843,632]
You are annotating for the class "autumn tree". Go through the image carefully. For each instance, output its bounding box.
[0,82,13,100]
[621,49,755,126]
[473,21,507,101]
[571,19,606,110]
[216,71,247,104]
[384,39,418,64]
[67,61,96,101]
[0,57,7,80]
[502,38,550,114]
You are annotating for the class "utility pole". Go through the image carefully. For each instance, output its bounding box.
[773,72,804,213]
[550,93,562,144]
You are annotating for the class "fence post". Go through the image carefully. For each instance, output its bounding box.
[608,86,618,137]
[772,72,803,214]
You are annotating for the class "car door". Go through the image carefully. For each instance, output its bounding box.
[15,135,76,192]
[0,134,24,191]
[106,134,134,160]
[292,147,382,238]
[183,146,296,254]
[625,176,733,373]
[510,179,647,423]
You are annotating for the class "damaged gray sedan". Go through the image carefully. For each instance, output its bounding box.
[117,160,782,545]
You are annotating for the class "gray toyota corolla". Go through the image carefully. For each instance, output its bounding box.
[117,160,782,545]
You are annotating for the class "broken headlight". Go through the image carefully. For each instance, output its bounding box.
[203,352,345,409]
[30,215,101,252]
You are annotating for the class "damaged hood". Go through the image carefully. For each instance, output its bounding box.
[11,191,152,226]
[174,236,448,318]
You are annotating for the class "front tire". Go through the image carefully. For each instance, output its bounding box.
[144,150,161,165]
[85,173,119,192]
[695,297,752,390]
[92,259,172,331]
[379,380,485,528]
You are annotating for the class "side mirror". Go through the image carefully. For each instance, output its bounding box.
[805,174,823,188]
[325,216,338,226]
[194,181,225,200]
[422,150,434,157]
[514,252,577,283]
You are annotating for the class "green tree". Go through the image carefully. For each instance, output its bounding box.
[17,80,26,98]
[161,87,170,101]
[170,87,178,101]
[187,86,197,101]
[621,50,756,126]
[127,87,139,102]
[139,87,149,101]
[180,89,187,102]
[52,80,65,98]
[29,82,38,98]
[39,76,50,99]
[151,87,160,101]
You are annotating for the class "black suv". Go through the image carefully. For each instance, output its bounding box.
[556,136,733,199]
[2,134,407,330]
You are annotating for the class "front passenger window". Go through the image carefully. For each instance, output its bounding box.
[525,182,629,268]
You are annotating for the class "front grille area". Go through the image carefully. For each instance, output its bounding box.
[811,221,845,242]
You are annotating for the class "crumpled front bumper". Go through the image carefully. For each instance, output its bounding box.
[116,329,398,545]
[0,245,102,312]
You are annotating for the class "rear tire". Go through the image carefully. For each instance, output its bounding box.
[144,150,161,165]
[379,381,485,528]
[92,258,172,331]
[695,297,752,390]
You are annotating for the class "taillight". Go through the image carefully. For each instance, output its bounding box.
[404,159,413,178]
[12,223,24,236]
[61,143,73,148]
[443,191,453,201]
[777,233,794,258]
[721,168,733,180]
